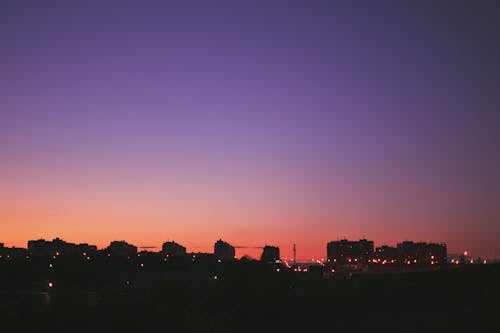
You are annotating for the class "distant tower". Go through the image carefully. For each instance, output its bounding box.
[214,239,235,260]
[293,244,296,264]
[260,245,280,263]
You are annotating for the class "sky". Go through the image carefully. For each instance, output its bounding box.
[1,1,499,260]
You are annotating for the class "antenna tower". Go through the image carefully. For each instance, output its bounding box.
[293,244,296,264]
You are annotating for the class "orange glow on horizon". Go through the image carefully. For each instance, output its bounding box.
[1,178,497,260]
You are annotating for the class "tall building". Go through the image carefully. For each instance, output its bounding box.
[0,246,26,259]
[214,239,235,260]
[327,239,374,264]
[162,241,187,256]
[107,241,137,258]
[28,239,53,256]
[374,245,399,263]
[260,245,280,263]
[426,242,447,264]
[0,243,27,259]
[28,238,97,257]
[396,241,447,265]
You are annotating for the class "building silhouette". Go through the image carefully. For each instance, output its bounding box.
[327,239,374,264]
[27,238,97,257]
[396,241,447,265]
[12,236,450,268]
[0,243,26,259]
[260,245,280,263]
[373,245,399,263]
[214,239,235,260]
[162,241,187,256]
[28,239,52,256]
[107,241,137,258]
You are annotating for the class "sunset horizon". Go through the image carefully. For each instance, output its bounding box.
[2,1,499,262]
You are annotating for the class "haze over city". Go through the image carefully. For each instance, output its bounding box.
[1,1,499,260]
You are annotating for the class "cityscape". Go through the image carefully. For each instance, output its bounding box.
[2,236,486,270]
[2,0,499,331]
[0,235,498,331]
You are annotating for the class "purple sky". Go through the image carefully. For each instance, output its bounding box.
[1,1,499,259]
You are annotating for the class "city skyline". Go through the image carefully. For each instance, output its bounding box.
[2,1,499,260]
[0,234,475,263]
[4,235,455,264]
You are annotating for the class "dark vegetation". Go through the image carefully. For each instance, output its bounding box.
[0,256,498,332]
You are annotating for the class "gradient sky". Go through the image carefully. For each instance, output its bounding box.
[1,1,499,260]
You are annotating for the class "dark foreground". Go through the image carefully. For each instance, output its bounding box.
[1,261,499,332]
